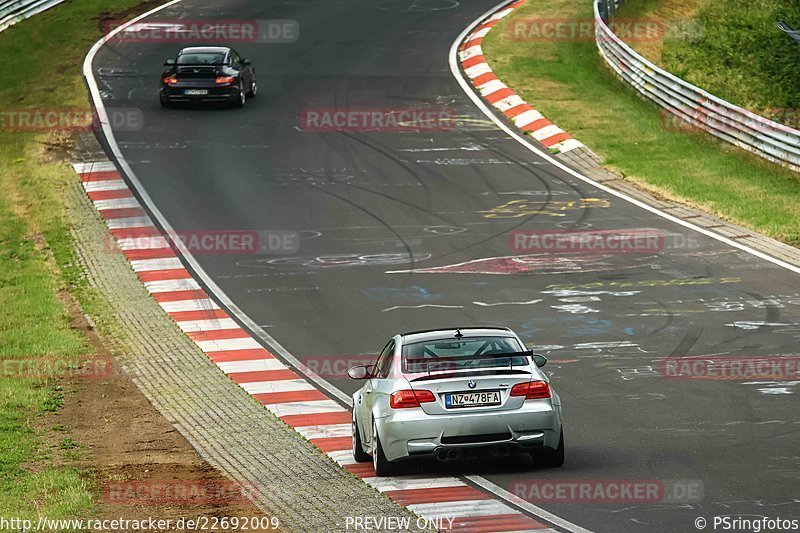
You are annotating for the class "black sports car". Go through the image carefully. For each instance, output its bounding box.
[160,46,257,108]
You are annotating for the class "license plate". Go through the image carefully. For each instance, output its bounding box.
[183,89,208,96]
[445,390,501,408]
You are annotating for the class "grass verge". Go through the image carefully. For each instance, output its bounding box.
[483,0,800,245]
[617,0,800,115]
[0,0,150,521]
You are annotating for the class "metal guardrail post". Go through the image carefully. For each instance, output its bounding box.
[778,20,800,46]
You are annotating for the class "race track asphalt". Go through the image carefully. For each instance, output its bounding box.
[90,0,800,530]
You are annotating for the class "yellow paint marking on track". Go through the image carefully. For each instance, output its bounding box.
[481,198,611,218]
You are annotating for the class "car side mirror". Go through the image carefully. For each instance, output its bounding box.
[347,365,374,380]
[164,59,176,66]
[531,354,547,368]
[242,58,252,65]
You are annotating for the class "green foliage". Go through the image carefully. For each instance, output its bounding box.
[662,0,800,114]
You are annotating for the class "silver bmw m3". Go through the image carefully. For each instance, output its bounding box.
[349,327,564,476]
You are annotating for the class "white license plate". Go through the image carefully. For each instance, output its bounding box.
[445,390,501,408]
[183,89,208,96]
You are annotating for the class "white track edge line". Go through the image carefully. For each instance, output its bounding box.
[465,475,591,533]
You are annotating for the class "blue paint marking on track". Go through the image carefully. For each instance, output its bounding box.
[359,285,441,303]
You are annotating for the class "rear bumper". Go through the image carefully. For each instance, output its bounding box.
[376,400,562,462]
[160,85,240,102]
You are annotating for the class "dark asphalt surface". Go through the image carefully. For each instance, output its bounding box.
[92,0,800,530]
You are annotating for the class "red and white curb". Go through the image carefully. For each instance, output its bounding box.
[459,0,583,155]
[73,160,557,532]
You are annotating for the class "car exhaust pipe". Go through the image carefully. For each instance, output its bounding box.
[490,444,511,458]
[434,448,462,462]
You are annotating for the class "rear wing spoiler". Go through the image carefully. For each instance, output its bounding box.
[165,59,225,67]
[405,350,548,378]
[409,368,532,382]
[405,350,534,366]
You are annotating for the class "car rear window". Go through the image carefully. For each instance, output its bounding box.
[177,52,226,65]
[402,336,528,374]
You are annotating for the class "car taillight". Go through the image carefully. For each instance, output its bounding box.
[390,389,435,409]
[163,76,178,85]
[215,76,236,84]
[510,380,551,399]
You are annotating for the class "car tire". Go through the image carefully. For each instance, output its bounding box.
[160,96,172,108]
[372,420,395,477]
[233,82,246,108]
[535,428,565,467]
[352,416,370,463]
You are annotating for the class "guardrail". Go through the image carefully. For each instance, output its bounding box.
[778,20,800,46]
[0,0,66,33]
[594,0,800,173]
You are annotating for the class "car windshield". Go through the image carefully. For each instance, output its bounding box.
[177,52,226,65]
[402,336,528,374]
